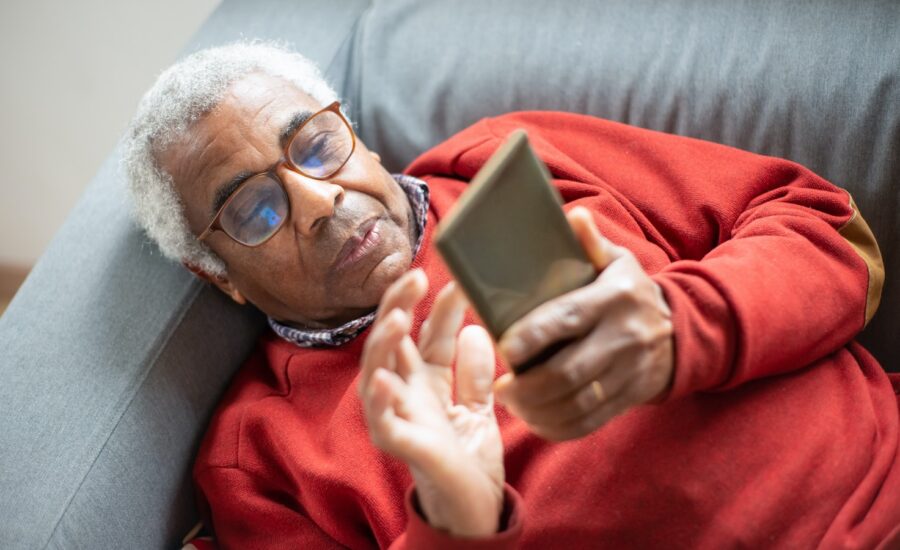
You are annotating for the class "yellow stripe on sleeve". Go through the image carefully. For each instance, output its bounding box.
[839,196,885,327]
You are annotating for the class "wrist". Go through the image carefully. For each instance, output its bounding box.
[411,462,503,537]
[404,484,525,548]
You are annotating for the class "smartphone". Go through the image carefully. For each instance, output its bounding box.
[434,130,597,373]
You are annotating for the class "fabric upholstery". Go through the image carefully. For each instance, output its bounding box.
[0,1,369,548]
[350,0,899,367]
[0,0,896,547]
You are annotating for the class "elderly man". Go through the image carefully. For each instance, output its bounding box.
[124,43,898,549]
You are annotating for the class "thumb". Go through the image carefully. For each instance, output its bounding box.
[455,325,496,410]
[567,206,626,271]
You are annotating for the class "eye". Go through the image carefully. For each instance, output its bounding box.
[235,201,282,229]
[297,136,337,166]
[219,176,288,244]
[291,130,345,176]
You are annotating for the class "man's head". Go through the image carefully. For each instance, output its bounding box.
[123,43,415,328]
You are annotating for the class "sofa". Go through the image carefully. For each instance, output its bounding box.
[1,0,897,547]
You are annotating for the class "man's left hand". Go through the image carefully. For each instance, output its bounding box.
[494,206,674,441]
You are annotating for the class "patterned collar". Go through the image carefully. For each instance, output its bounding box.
[267,174,430,348]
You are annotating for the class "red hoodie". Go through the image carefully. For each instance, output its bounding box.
[194,112,898,549]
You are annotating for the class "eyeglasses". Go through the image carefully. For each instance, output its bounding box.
[198,101,355,247]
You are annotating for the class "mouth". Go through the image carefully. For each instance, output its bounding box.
[331,216,383,273]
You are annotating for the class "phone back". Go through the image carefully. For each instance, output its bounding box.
[435,130,597,339]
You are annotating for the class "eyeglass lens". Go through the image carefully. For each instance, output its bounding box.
[218,109,352,245]
[219,174,288,246]
[288,110,353,178]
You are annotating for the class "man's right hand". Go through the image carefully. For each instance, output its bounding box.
[358,269,505,538]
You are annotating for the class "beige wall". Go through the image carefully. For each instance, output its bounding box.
[0,0,221,267]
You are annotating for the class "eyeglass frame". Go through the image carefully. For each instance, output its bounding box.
[196,100,356,247]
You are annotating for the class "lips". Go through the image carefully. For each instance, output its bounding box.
[332,217,383,272]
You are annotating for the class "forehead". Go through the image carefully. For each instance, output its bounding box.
[216,72,321,126]
[160,72,322,220]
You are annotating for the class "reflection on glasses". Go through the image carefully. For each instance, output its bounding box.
[198,101,355,247]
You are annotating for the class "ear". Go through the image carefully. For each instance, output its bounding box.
[369,150,382,163]
[182,261,247,305]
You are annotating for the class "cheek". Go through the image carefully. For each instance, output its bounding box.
[219,242,307,301]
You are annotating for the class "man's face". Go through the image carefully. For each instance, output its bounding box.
[158,73,415,328]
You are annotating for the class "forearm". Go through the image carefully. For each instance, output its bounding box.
[654,183,883,398]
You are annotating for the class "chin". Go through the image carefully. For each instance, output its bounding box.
[363,250,414,300]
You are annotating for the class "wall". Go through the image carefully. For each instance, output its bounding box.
[0,0,221,269]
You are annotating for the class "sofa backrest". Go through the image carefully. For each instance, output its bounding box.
[348,0,899,367]
[1,0,897,548]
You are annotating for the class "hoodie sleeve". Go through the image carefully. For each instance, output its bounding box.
[406,112,884,399]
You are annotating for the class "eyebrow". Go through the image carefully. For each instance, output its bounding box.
[279,109,314,150]
[208,109,315,216]
[211,170,254,217]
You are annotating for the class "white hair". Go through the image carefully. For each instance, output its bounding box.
[121,41,339,276]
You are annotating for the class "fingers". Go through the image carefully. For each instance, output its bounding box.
[455,325,496,411]
[419,282,468,366]
[497,344,634,429]
[361,268,429,398]
[395,335,424,380]
[531,376,644,441]
[566,206,627,271]
[376,269,428,322]
[497,330,673,441]
[495,336,617,409]
[497,212,633,367]
[359,309,410,398]
[366,368,425,461]
[498,279,617,367]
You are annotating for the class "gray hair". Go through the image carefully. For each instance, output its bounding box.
[121,41,339,276]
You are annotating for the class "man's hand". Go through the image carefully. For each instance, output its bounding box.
[359,270,504,538]
[495,206,674,441]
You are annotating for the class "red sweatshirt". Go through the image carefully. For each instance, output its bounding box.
[194,112,899,549]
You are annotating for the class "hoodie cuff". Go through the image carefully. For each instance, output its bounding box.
[399,483,524,549]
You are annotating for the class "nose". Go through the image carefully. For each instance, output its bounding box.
[277,165,344,236]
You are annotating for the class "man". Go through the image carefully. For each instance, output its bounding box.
[124,42,898,548]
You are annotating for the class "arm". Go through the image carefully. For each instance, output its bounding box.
[410,112,883,398]
[360,270,524,547]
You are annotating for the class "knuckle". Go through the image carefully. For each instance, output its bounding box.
[634,326,657,348]
[521,322,551,349]
[621,318,653,347]
[555,301,586,332]
[611,279,639,304]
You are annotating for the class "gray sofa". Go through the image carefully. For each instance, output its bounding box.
[1,0,897,547]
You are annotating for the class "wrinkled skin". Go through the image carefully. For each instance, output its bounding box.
[159,72,674,536]
[494,207,674,441]
[158,72,415,328]
[359,273,504,537]
[158,72,505,535]
[358,207,675,537]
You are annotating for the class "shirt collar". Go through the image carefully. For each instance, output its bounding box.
[267,174,430,348]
